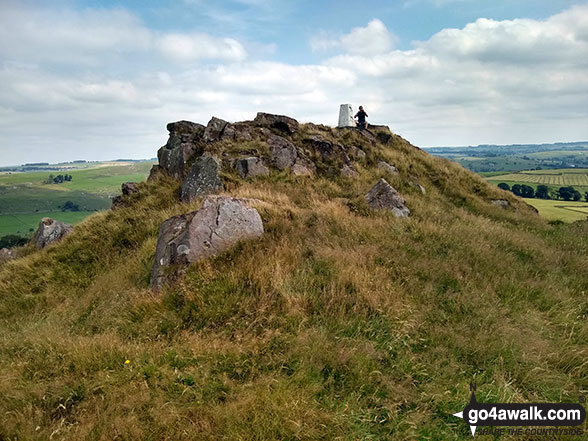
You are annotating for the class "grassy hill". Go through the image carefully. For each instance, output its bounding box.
[0,123,586,440]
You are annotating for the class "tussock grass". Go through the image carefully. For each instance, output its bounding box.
[0,127,587,440]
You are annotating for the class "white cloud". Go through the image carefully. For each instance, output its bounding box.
[1,3,588,165]
[311,19,397,56]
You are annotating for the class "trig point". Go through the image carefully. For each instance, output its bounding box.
[338,104,355,128]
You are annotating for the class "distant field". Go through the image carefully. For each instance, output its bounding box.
[0,162,153,237]
[487,169,588,187]
[524,199,588,222]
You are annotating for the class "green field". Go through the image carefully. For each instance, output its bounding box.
[524,199,588,222]
[487,169,588,186]
[0,162,153,237]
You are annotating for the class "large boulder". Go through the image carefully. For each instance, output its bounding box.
[365,179,410,218]
[180,156,222,202]
[203,117,229,142]
[157,121,206,178]
[268,135,315,176]
[234,157,269,178]
[220,122,253,142]
[151,196,264,290]
[32,218,73,249]
[254,112,299,135]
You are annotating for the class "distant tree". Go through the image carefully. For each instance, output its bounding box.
[520,185,535,198]
[535,185,550,199]
[497,183,510,191]
[0,234,28,248]
[573,191,582,201]
[585,192,588,202]
[61,200,80,212]
[558,186,576,201]
[511,184,522,196]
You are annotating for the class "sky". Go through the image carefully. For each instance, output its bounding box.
[1,0,588,166]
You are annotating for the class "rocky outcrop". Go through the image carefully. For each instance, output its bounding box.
[254,112,299,135]
[491,199,510,209]
[203,117,229,142]
[112,182,140,209]
[304,135,358,177]
[151,196,264,290]
[348,146,366,160]
[32,218,73,249]
[179,156,222,202]
[365,179,410,218]
[157,121,205,178]
[234,157,269,178]
[268,135,315,176]
[377,161,398,175]
[147,164,163,181]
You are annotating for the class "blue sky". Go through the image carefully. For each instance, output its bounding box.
[1,0,588,165]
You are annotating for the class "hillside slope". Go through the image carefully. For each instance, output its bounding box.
[1,115,587,440]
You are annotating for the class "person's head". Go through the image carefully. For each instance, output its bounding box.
[359,106,363,110]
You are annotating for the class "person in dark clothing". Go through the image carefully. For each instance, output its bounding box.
[354,106,368,129]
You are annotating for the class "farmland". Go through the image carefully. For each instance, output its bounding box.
[523,199,588,222]
[486,168,588,187]
[0,161,153,236]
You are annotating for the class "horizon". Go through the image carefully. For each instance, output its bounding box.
[1,0,588,166]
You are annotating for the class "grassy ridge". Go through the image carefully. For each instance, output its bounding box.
[0,129,586,440]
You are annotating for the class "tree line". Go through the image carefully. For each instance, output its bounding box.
[43,174,73,184]
[498,183,588,201]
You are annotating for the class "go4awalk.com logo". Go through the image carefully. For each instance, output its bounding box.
[451,384,586,437]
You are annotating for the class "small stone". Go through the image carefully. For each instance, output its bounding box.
[491,199,509,209]
[377,161,399,175]
[365,178,410,218]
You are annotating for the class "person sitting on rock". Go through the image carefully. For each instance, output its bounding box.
[354,106,368,129]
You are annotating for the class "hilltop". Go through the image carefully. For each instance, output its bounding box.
[0,113,586,440]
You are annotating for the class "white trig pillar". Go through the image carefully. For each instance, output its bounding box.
[338,104,355,127]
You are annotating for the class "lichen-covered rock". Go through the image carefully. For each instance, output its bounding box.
[234,157,269,178]
[151,196,264,290]
[221,122,253,142]
[377,161,399,175]
[491,199,510,209]
[268,135,315,175]
[32,218,73,249]
[203,117,229,142]
[158,121,205,178]
[365,179,410,218]
[180,156,222,202]
[254,112,299,135]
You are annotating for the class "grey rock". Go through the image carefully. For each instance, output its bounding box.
[254,112,299,135]
[147,164,163,181]
[0,248,16,263]
[32,217,73,249]
[491,199,510,209]
[410,176,426,194]
[180,156,223,202]
[377,161,399,175]
[268,135,315,175]
[122,182,140,196]
[341,164,359,177]
[365,179,410,218]
[203,117,229,142]
[348,146,366,160]
[221,123,253,142]
[151,196,264,290]
[235,157,269,178]
[158,121,206,178]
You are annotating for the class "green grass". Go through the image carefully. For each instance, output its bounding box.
[0,211,94,236]
[0,127,586,440]
[0,162,153,236]
[524,199,588,222]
